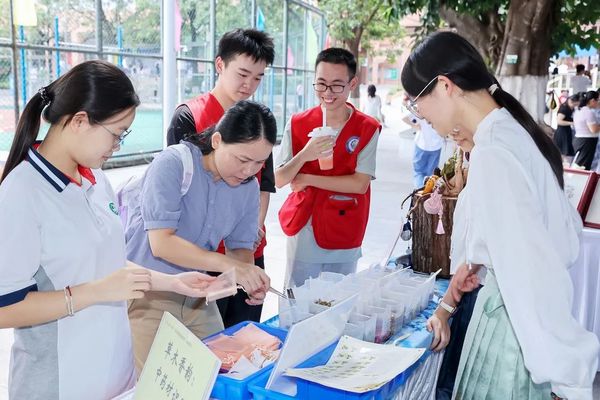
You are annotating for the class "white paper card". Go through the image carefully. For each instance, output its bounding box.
[285,335,425,393]
[265,295,358,394]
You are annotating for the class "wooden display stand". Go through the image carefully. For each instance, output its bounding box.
[411,193,457,279]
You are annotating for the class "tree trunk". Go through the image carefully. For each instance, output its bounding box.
[439,6,503,68]
[439,0,557,123]
[496,0,555,77]
[411,193,457,279]
[498,75,549,124]
[495,0,557,122]
[345,34,361,106]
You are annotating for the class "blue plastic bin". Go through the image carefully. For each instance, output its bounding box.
[248,333,431,400]
[202,321,288,400]
[248,278,446,400]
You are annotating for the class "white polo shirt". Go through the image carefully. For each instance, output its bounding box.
[0,147,136,399]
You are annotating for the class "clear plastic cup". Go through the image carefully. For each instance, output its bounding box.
[318,154,333,170]
[308,126,337,171]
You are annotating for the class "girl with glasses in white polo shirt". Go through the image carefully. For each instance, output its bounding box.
[0,60,215,400]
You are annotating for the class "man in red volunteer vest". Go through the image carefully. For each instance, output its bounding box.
[167,28,275,327]
[275,48,381,288]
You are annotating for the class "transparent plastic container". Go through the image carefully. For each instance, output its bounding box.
[342,322,364,340]
[205,268,238,303]
[348,312,376,342]
[376,298,406,334]
[382,290,418,321]
[277,297,309,315]
[279,310,313,330]
[318,271,345,284]
[331,288,356,304]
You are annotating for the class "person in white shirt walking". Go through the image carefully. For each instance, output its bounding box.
[362,84,384,124]
[573,90,600,170]
[402,107,444,188]
[571,64,592,95]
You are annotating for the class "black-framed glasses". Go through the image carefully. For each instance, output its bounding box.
[98,123,132,147]
[406,75,440,119]
[312,82,349,94]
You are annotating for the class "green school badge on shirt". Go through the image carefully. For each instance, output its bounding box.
[109,202,119,215]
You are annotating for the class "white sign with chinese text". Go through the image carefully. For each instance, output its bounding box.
[134,312,221,400]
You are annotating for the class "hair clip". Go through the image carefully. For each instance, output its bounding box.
[38,87,51,105]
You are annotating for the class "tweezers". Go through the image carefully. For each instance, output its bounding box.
[237,285,290,300]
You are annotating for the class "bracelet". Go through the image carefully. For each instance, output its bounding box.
[64,286,74,317]
[439,300,456,315]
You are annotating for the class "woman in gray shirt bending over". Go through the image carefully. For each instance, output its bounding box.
[125,100,276,372]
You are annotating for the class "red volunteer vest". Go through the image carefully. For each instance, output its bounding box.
[185,92,224,134]
[278,103,380,249]
[185,93,267,258]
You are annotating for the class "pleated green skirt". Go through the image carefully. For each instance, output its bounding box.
[453,271,551,400]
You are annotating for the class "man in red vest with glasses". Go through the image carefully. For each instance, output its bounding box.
[167,28,275,327]
[275,48,381,288]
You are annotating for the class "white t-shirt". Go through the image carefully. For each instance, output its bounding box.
[415,119,444,151]
[573,106,599,138]
[0,148,136,399]
[362,95,383,121]
[571,74,592,94]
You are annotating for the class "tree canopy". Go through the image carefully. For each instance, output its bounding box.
[318,0,404,63]
[387,0,600,73]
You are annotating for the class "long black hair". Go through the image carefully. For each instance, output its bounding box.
[579,90,599,108]
[184,100,277,155]
[401,31,564,189]
[367,84,376,98]
[1,60,139,183]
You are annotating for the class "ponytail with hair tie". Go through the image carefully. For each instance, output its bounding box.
[1,60,139,184]
[38,87,51,106]
[579,90,599,108]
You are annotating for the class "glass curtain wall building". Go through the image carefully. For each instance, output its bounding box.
[0,0,325,160]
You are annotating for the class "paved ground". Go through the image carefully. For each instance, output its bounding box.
[1,96,598,397]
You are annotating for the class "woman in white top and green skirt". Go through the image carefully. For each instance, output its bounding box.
[401,32,599,400]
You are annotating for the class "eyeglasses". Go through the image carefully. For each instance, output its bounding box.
[312,82,349,94]
[98,123,132,148]
[406,75,440,119]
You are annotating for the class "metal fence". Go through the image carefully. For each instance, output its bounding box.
[0,0,326,161]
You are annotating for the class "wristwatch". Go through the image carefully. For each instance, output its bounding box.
[439,300,456,315]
